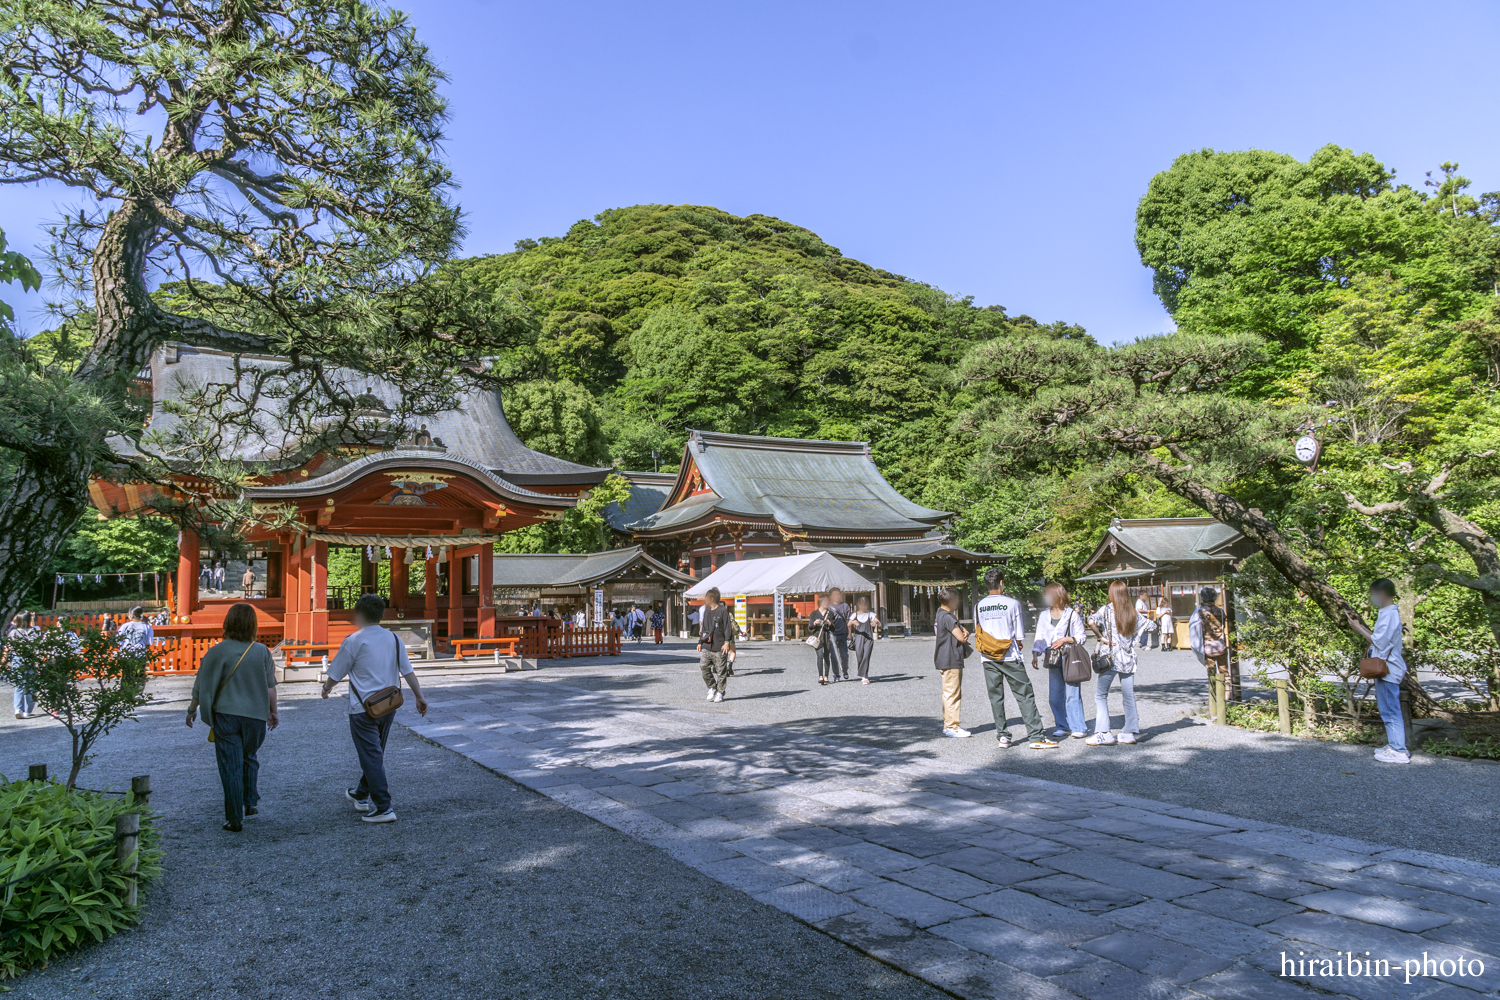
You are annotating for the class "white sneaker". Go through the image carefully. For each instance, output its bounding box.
[1085,732,1116,746]
[345,788,371,811]
[706,688,716,701]
[1117,732,1137,744]
[1373,746,1411,764]
[1070,731,1087,739]
[942,726,973,738]
[1051,728,1067,739]
[713,691,724,703]
[361,807,397,823]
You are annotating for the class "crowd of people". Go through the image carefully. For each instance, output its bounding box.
[689,567,1412,765]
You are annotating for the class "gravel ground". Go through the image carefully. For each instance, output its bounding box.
[527,637,1500,865]
[0,681,947,1000]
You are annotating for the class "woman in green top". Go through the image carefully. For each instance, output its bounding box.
[186,603,279,831]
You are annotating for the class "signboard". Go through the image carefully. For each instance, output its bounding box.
[734,594,748,637]
[773,593,785,641]
[593,587,604,626]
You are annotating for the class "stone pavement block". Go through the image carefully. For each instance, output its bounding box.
[1043,851,1205,900]
[594,783,671,808]
[777,854,887,893]
[965,888,1117,945]
[825,841,926,874]
[1423,918,1500,961]
[649,779,710,800]
[931,847,1050,887]
[1187,964,1343,1000]
[640,799,713,824]
[699,856,802,894]
[1213,869,1327,902]
[860,824,970,859]
[1242,945,1437,1000]
[847,880,977,928]
[677,816,762,842]
[774,825,861,851]
[1163,856,1251,882]
[1416,985,1493,1000]
[1410,891,1500,930]
[1175,887,1305,926]
[1374,849,1500,886]
[891,864,1008,902]
[961,828,1072,861]
[1079,930,1232,985]
[1014,873,1147,914]
[1290,890,1453,933]
[928,916,1093,976]
[1088,805,1238,835]
[725,834,819,866]
[1212,831,1376,872]
[1103,900,1283,959]
[812,901,918,952]
[1364,863,1500,906]
[1000,799,1095,822]
[923,953,1089,1000]
[751,881,859,923]
[979,809,1078,839]
[1050,958,1199,1000]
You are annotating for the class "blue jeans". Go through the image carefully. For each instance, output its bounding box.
[13,685,34,716]
[212,713,266,826]
[1374,678,1406,753]
[1094,670,1138,735]
[1047,667,1086,734]
[350,711,396,810]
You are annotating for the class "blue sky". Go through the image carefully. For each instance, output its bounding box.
[5,0,1500,342]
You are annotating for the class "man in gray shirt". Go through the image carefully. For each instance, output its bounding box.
[321,594,428,823]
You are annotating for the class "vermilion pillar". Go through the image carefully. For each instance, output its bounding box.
[390,548,408,617]
[175,527,199,622]
[447,545,465,641]
[424,552,438,623]
[477,542,495,638]
[310,540,329,643]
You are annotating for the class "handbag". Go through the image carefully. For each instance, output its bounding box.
[1062,644,1093,684]
[206,642,254,743]
[353,632,406,719]
[1358,657,1389,679]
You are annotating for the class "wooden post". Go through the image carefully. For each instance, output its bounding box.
[425,551,438,623]
[1400,688,1415,752]
[176,526,199,620]
[390,548,408,616]
[310,539,329,642]
[1208,675,1223,725]
[115,812,140,907]
[1274,678,1292,735]
[28,763,47,782]
[447,545,465,642]
[131,774,151,807]
[1224,581,1241,702]
[477,542,495,638]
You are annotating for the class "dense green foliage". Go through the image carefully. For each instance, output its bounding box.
[454,204,1086,498]
[0,779,159,978]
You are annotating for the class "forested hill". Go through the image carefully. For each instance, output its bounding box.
[446,204,1087,498]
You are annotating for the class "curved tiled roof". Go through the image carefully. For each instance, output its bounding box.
[626,430,950,535]
[243,450,571,506]
[603,471,676,531]
[124,345,611,487]
[491,546,692,589]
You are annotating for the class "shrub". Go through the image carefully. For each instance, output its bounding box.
[0,778,159,979]
[0,626,153,788]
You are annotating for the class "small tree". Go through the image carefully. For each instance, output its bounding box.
[1,627,152,789]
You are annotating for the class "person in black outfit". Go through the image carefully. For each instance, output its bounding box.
[697,588,736,703]
[808,595,839,685]
[826,587,851,680]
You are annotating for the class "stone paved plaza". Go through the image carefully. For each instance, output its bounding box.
[3,638,1498,999]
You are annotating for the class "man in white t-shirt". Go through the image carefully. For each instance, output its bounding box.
[322,595,428,824]
[975,567,1055,750]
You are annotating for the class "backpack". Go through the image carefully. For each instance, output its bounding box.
[1201,606,1227,657]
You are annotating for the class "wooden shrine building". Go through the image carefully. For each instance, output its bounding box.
[793,538,1006,635]
[93,344,612,648]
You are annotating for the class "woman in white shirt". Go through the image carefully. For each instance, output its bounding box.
[1367,578,1410,764]
[1031,583,1089,738]
[849,595,881,686]
[1087,580,1152,745]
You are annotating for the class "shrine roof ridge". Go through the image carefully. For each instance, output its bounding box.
[243,450,573,506]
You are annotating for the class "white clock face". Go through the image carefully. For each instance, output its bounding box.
[1294,435,1319,463]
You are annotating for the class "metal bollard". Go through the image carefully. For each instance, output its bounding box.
[28,763,47,782]
[115,812,140,907]
[1274,679,1292,735]
[131,774,151,807]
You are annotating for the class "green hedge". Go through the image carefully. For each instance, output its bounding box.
[0,779,160,979]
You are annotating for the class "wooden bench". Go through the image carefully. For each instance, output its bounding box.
[449,637,521,660]
[281,643,339,668]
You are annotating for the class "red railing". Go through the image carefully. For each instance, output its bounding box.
[146,635,217,675]
[494,619,620,658]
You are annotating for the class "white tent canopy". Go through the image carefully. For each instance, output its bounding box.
[684,552,874,599]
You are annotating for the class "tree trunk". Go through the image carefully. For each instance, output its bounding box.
[1141,454,1441,716]
[0,454,93,628]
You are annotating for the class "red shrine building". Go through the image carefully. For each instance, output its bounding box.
[91,344,610,646]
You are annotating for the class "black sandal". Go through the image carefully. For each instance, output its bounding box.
[223,822,242,832]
